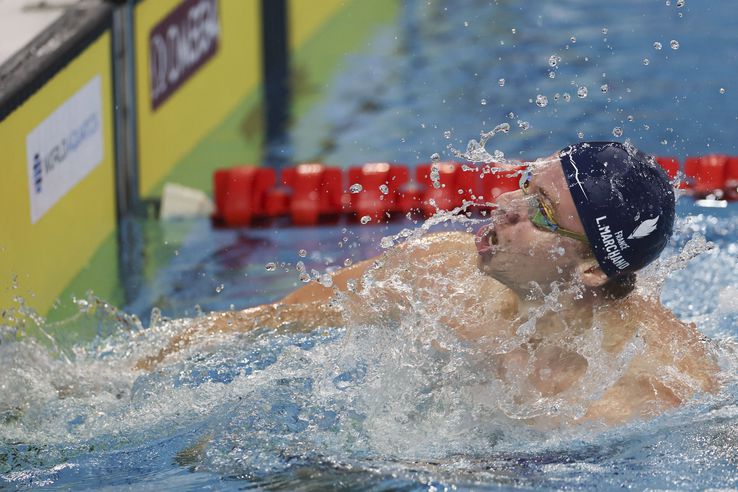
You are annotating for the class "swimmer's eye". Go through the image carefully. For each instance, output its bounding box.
[538,198,558,228]
[519,170,533,194]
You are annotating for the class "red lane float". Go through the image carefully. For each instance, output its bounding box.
[416,162,463,216]
[264,187,290,217]
[685,155,727,197]
[478,164,526,205]
[281,164,343,225]
[726,157,738,201]
[213,167,275,226]
[655,156,680,179]
[211,154,738,228]
[347,163,408,220]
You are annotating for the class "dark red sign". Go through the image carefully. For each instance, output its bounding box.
[149,0,220,110]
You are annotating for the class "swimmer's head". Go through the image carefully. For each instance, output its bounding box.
[558,141,675,277]
[476,141,675,298]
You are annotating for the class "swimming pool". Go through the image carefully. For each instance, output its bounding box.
[3,0,738,489]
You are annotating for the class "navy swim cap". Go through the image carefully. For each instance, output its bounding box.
[558,141,675,277]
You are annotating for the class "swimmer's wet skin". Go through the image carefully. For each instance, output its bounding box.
[137,141,719,426]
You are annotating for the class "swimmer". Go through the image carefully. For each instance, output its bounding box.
[137,141,719,425]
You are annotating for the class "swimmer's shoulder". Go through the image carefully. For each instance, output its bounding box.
[399,231,476,256]
[597,294,720,392]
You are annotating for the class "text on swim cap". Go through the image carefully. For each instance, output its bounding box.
[595,216,631,271]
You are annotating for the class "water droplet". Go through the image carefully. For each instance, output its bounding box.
[577,131,584,138]
[298,249,307,257]
[653,41,662,50]
[265,262,276,271]
[553,93,560,101]
[600,84,609,93]
[319,274,333,288]
[215,284,224,293]
[494,122,511,133]
[670,39,680,50]
[602,27,608,35]
[643,58,650,65]
[463,20,469,27]
[480,98,487,106]
[498,78,505,87]
[349,183,363,193]
[518,120,530,130]
[378,184,389,195]
[511,28,517,34]
[577,86,588,98]
[430,164,441,189]
[150,307,161,328]
[430,152,440,162]
[443,130,452,139]
[676,0,685,6]
[360,215,371,224]
[535,94,548,107]
[719,87,726,94]
[507,112,515,119]
[380,236,394,249]
[612,126,623,137]
[548,55,558,67]
[299,272,310,283]
[296,261,305,272]
[570,36,577,43]
[548,71,556,79]
[563,92,571,102]
[627,115,635,122]
[343,258,352,267]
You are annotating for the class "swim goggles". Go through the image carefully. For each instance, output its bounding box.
[518,170,589,243]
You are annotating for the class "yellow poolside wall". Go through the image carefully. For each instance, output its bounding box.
[135,0,354,198]
[0,0,390,316]
[134,0,262,198]
[288,0,347,50]
[0,33,117,315]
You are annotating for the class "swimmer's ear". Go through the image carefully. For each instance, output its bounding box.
[577,261,608,288]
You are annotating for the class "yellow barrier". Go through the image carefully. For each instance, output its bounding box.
[0,32,117,315]
[134,0,261,198]
[0,0,396,317]
[288,0,347,50]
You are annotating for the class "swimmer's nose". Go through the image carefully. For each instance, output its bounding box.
[494,191,526,225]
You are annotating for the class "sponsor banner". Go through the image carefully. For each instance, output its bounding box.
[149,0,220,110]
[25,75,104,224]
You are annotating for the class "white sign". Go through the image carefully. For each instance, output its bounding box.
[26,75,104,224]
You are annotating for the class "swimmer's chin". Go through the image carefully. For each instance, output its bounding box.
[476,253,495,275]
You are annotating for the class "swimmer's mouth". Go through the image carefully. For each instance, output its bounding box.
[475,224,498,254]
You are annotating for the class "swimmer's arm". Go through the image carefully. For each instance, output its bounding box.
[134,301,342,371]
[280,258,376,304]
[281,231,475,305]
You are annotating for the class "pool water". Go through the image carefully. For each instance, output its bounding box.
[1,200,737,490]
[3,0,738,489]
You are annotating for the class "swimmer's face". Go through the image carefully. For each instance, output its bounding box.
[476,153,596,295]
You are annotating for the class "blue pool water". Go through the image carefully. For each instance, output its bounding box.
[3,0,738,489]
